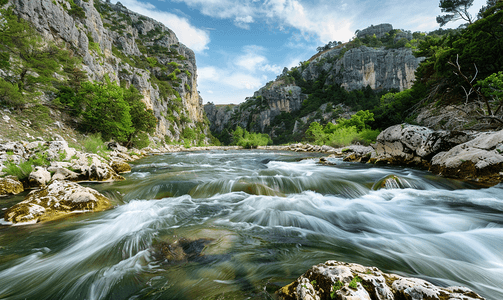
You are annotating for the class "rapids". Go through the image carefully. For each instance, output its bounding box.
[1,150,503,299]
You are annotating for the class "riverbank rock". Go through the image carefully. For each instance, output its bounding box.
[0,177,24,196]
[276,260,484,300]
[430,130,503,184]
[110,159,132,174]
[3,180,112,224]
[28,167,51,187]
[371,124,480,167]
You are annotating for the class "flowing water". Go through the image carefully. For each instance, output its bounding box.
[1,150,503,300]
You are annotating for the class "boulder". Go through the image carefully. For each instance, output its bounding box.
[48,166,80,181]
[110,159,132,174]
[276,260,484,300]
[0,177,24,196]
[28,167,51,187]
[45,140,77,161]
[372,124,480,167]
[4,180,112,224]
[430,130,503,184]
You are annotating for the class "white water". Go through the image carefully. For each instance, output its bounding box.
[0,150,502,299]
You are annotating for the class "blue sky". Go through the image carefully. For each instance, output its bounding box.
[110,0,486,105]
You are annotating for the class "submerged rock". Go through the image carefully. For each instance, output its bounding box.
[276,260,484,300]
[372,174,414,190]
[152,229,239,263]
[4,180,112,224]
[0,177,24,196]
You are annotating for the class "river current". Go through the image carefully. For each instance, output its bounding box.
[1,150,503,299]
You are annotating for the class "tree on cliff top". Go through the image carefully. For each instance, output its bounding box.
[437,0,475,26]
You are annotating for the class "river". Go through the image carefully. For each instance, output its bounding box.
[1,150,503,299]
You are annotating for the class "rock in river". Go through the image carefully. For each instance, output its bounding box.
[3,180,112,224]
[0,176,24,196]
[277,260,484,300]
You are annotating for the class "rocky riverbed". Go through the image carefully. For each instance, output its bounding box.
[1,125,502,299]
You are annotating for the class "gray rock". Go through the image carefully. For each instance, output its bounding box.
[357,23,394,39]
[430,130,503,183]
[204,24,424,138]
[28,167,51,187]
[372,124,480,167]
[276,260,484,300]
[48,167,80,181]
[10,0,208,143]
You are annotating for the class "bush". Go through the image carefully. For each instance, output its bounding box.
[231,126,272,149]
[129,132,150,149]
[0,78,24,108]
[83,133,107,154]
[305,111,380,147]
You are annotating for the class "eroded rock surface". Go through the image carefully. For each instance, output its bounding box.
[0,177,24,196]
[430,130,503,184]
[4,180,112,224]
[277,260,484,300]
[371,124,480,167]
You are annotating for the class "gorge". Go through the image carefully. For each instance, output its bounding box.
[1,0,503,299]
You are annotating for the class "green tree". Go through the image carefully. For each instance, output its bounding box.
[437,0,475,26]
[306,122,325,143]
[78,78,133,142]
[476,71,503,123]
[123,85,158,147]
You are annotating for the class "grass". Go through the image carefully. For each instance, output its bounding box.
[83,133,107,156]
[2,153,49,181]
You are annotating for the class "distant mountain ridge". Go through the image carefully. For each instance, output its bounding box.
[205,23,425,144]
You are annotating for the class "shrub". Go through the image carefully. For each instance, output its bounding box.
[231,126,272,149]
[0,78,24,108]
[83,133,106,154]
[305,111,380,147]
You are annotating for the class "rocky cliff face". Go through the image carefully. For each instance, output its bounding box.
[304,45,422,92]
[205,24,424,141]
[4,0,207,143]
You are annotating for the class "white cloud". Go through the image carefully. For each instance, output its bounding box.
[259,64,283,73]
[171,0,355,43]
[234,15,254,29]
[110,0,210,52]
[197,45,282,103]
[235,53,266,71]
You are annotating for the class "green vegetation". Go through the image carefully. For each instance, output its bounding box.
[83,133,107,155]
[330,281,344,299]
[2,153,50,181]
[306,111,380,147]
[0,7,82,108]
[231,126,272,149]
[348,276,362,289]
[55,77,157,147]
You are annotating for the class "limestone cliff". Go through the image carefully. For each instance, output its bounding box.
[3,0,207,143]
[205,24,424,143]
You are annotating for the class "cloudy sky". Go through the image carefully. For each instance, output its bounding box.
[110,0,486,105]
